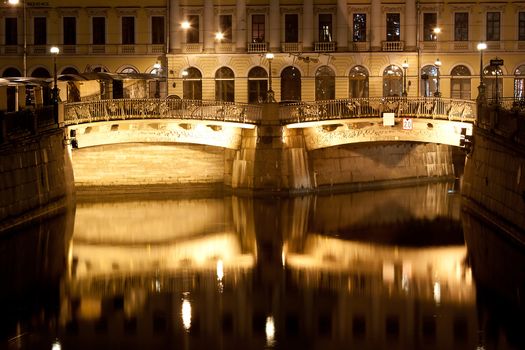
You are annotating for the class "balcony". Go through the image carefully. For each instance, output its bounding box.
[183,43,203,53]
[215,42,234,53]
[91,45,106,54]
[453,41,470,51]
[350,42,369,51]
[314,41,336,52]
[281,42,302,53]
[120,45,136,54]
[248,42,268,53]
[149,44,164,54]
[382,41,404,52]
[63,45,76,54]
[487,41,502,50]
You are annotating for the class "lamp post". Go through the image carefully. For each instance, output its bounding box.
[434,58,441,97]
[265,52,275,102]
[402,60,409,97]
[477,42,487,99]
[8,0,26,77]
[153,62,161,98]
[50,46,59,123]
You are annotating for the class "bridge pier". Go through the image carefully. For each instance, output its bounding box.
[231,103,312,194]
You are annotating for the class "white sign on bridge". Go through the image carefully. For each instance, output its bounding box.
[403,118,413,130]
[383,112,395,126]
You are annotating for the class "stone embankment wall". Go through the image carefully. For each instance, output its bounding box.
[462,105,525,237]
[0,127,75,232]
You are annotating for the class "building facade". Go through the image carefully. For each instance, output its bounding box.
[1,0,525,103]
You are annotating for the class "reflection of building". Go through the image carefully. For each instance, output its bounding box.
[1,0,524,103]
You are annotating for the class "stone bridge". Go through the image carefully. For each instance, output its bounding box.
[63,97,476,150]
[61,97,476,192]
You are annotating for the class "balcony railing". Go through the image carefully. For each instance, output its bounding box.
[183,43,203,53]
[279,97,477,124]
[314,41,336,52]
[350,42,369,51]
[248,42,268,53]
[382,41,404,51]
[281,42,301,52]
[63,99,263,126]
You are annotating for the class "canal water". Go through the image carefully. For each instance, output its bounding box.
[1,182,524,350]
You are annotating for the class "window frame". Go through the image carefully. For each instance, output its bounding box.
[386,13,401,42]
[121,16,136,45]
[33,17,47,46]
[92,17,106,45]
[423,13,438,41]
[486,12,500,41]
[284,13,299,43]
[5,17,18,45]
[151,16,165,45]
[63,16,77,45]
[454,12,469,42]
[352,13,367,42]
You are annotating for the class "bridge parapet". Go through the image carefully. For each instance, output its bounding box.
[64,98,263,126]
[280,97,476,124]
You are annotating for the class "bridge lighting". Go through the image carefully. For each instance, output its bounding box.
[434,58,441,97]
[477,42,487,98]
[402,60,409,97]
[265,52,275,102]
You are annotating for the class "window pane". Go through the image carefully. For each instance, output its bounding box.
[92,17,106,45]
[151,16,164,45]
[186,15,199,44]
[215,67,234,102]
[383,65,403,97]
[386,14,400,41]
[122,16,135,44]
[252,14,265,43]
[285,14,298,42]
[486,12,500,41]
[353,14,366,42]
[5,18,17,45]
[349,66,369,98]
[34,17,47,45]
[454,13,468,41]
[281,66,301,101]
[315,66,335,101]
[63,17,76,45]
[183,67,202,100]
[423,13,437,41]
[219,15,232,42]
[319,14,333,42]
[519,12,525,41]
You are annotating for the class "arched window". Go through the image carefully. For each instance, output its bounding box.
[61,67,79,75]
[514,64,525,99]
[383,65,403,97]
[31,67,51,78]
[183,67,202,100]
[349,65,369,98]
[315,66,335,100]
[420,65,438,97]
[215,67,235,102]
[281,66,301,101]
[86,65,109,73]
[248,66,268,103]
[2,67,21,77]
[450,65,471,100]
[120,66,138,74]
[483,65,503,100]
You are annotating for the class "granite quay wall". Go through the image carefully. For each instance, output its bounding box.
[0,108,74,233]
[462,103,525,239]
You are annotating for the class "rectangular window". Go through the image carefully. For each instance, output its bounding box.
[63,17,76,45]
[122,16,135,44]
[92,17,106,45]
[319,14,333,42]
[151,16,164,44]
[486,12,500,41]
[353,13,366,42]
[284,14,299,42]
[5,18,17,45]
[386,13,400,41]
[186,15,199,44]
[219,15,232,42]
[423,13,437,41]
[454,13,468,41]
[519,12,525,41]
[251,14,265,43]
[34,17,46,45]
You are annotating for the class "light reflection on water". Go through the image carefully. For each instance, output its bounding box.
[3,182,524,349]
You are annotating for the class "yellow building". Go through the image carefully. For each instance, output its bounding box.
[1,0,524,103]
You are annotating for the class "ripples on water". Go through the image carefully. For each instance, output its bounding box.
[1,182,523,350]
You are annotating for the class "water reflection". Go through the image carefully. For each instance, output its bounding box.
[3,182,523,349]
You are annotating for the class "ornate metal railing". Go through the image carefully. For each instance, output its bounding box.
[64,98,263,126]
[279,97,477,124]
[487,97,525,114]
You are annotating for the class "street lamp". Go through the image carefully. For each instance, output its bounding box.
[8,0,26,76]
[432,27,441,40]
[402,59,409,97]
[434,58,441,97]
[153,62,161,98]
[50,46,60,103]
[265,52,275,102]
[477,42,487,99]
